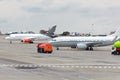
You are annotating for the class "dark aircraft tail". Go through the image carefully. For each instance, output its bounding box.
[46,25,57,38]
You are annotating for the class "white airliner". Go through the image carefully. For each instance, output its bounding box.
[5,25,57,43]
[49,28,120,50]
[5,34,50,43]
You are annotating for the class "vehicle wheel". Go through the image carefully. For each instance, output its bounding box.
[111,52,114,55]
[48,51,52,53]
[114,51,117,55]
[116,52,119,55]
[118,52,120,55]
[29,41,33,44]
[21,40,23,42]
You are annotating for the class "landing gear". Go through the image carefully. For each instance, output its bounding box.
[86,47,93,51]
[56,47,59,50]
[90,47,93,50]
[10,40,12,44]
[86,47,89,50]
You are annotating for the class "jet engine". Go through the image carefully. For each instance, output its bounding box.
[71,46,77,48]
[77,43,87,49]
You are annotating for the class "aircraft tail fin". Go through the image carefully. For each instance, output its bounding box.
[48,25,56,33]
[46,25,57,38]
[109,27,120,37]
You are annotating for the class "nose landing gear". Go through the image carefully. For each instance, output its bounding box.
[86,47,93,51]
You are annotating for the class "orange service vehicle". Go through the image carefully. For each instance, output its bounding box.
[37,43,53,53]
[22,39,33,43]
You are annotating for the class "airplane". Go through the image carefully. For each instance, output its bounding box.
[5,25,57,43]
[49,27,120,50]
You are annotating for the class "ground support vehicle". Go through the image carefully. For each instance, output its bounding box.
[37,43,53,53]
[112,41,120,55]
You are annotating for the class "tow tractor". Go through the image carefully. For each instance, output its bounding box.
[112,41,120,55]
[37,43,53,53]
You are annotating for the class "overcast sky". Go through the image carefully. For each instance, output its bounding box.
[0,0,120,34]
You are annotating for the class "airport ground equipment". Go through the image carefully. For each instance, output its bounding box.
[37,43,53,53]
[22,39,33,43]
[111,41,120,55]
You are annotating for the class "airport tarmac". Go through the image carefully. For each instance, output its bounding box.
[1,35,120,80]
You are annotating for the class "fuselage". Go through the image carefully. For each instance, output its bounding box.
[5,34,50,41]
[49,36,116,47]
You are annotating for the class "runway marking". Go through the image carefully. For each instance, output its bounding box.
[0,64,120,69]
